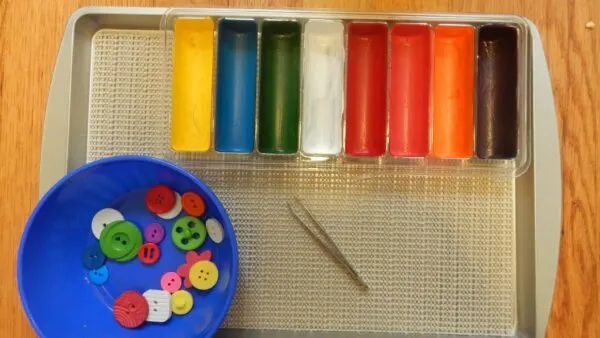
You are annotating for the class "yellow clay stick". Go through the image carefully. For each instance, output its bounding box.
[171,18,215,152]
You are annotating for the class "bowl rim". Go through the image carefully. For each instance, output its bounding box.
[17,155,239,337]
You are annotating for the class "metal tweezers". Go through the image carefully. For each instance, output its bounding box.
[287,197,369,290]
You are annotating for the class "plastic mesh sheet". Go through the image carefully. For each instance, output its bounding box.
[87,29,516,336]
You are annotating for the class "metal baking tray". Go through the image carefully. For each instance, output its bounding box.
[38,7,561,338]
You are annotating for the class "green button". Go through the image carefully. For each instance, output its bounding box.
[115,230,143,262]
[100,220,142,261]
[171,216,207,251]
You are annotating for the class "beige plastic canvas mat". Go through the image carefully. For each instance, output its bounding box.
[87,29,516,336]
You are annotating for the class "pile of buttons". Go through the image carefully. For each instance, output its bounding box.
[82,184,225,329]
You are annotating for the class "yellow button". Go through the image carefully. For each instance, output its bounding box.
[188,260,219,290]
[171,290,194,315]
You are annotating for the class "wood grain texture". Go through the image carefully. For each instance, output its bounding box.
[0,0,597,336]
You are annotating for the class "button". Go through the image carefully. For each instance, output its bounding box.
[186,250,212,265]
[160,272,182,293]
[91,208,124,239]
[100,221,143,262]
[144,223,165,244]
[99,220,142,261]
[188,260,219,290]
[113,290,149,328]
[176,250,212,288]
[171,290,194,315]
[88,265,109,285]
[145,185,176,214]
[206,218,224,244]
[171,216,207,251]
[115,246,141,263]
[82,244,106,269]
[157,193,183,220]
[137,243,160,264]
[143,290,172,323]
[181,192,206,217]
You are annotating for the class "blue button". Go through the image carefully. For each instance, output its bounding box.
[88,265,109,285]
[82,244,106,270]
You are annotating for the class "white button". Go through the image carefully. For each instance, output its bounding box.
[91,208,124,239]
[206,218,224,244]
[143,289,172,323]
[157,193,183,220]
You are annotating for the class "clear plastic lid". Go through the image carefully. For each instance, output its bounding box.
[161,8,531,177]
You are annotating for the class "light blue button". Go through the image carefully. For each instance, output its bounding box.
[88,265,109,285]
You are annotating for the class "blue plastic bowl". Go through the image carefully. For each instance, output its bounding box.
[18,156,238,337]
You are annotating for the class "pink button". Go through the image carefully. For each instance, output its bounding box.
[144,223,165,243]
[161,272,182,293]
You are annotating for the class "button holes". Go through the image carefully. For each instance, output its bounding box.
[176,227,183,233]
[187,221,195,228]
[154,301,158,304]
[153,309,157,312]
[206,272,209,275]
[167,282,171,286]
[102,223,107,227]
[122,240,127,245]
[171,279,175,282]
[181,238,189,245]
[204,278,207,281]
[131,305,136,309]
[115,236,121,241]
[192,233,200,239]
[200,270,204,273]
[153,229,157,233]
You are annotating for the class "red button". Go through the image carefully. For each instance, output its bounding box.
[137,243,160,264]
[145,185,176,214]
[113,291,149,328]
[181,192,205,217]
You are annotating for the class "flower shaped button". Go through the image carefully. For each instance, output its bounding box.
[177,250,212,288]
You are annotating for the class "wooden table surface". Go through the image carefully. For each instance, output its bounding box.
[0,0,597,336]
